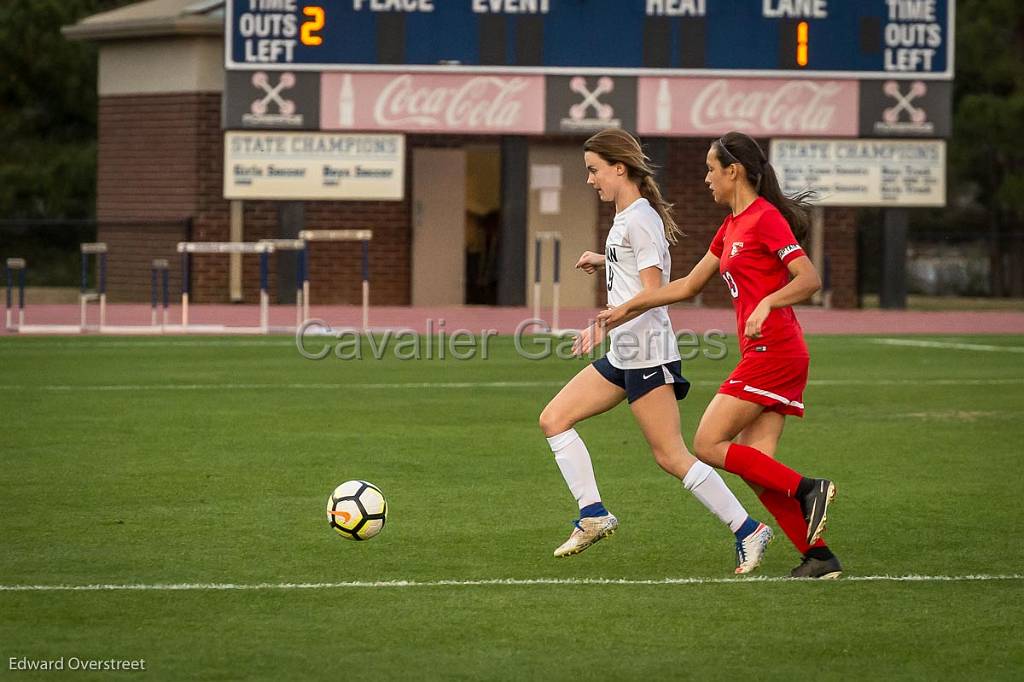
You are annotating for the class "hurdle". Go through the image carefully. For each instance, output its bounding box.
[178,241,274,334]
[533,231,562,333]
[151,259,170,329]
[5,258,26,330]
[80,242,107,331]
[298,229,372,330]
[258,238,308,330]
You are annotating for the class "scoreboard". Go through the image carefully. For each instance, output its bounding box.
[225,0,953,79]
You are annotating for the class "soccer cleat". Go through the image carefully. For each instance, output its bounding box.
[553,513,619,558]
[734,522,774,575]
[790,554,843,580]
[799,478,836,545]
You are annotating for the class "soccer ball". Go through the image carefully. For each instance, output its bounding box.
[326,480,388,541]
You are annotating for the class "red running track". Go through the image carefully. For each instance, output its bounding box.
[3,304,1024,335]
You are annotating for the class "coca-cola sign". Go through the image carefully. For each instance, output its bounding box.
[321,73,545,134]
[637,78,859,137]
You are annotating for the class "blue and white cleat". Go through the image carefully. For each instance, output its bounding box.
[734,522,774,574]
[553,514,619,558]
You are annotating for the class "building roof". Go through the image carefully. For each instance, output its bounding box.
[63,0,223,42]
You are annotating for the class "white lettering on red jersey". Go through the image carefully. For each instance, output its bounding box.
[710,197,809,357]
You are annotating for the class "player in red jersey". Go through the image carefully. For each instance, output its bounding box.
[574,132,841,579]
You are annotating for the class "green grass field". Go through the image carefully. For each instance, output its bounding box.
[2,333,1023,680]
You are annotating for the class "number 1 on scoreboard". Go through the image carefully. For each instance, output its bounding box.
[796,21,808,67]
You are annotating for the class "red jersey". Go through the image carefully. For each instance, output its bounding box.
[710,197,808,357]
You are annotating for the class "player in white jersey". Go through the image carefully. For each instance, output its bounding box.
[538,129,774,574]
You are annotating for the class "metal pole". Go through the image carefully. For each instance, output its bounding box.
[161,267,169,329]
[151,264,158,326]
[552,238,561,333]
[80,250,88,330]
[181,252,190,329]
[4,263,11,329]
[301,247,310,324]
[532,238,542,323]
[17,267,24,328]
[99,252,107,328]
[361,240,370,331]
[259,250,269,334]
[364,240,372,329]
[296,248,304,329]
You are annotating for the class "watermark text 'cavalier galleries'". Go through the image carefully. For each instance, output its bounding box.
[296,319,728,361]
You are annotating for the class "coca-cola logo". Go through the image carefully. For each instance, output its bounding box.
[690,80,844,133]
[373,75,531,129]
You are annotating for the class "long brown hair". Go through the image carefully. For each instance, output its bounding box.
[583,128,682,244]
[712,131,813,242]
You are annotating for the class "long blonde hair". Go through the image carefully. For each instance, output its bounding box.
[583,128,682,244]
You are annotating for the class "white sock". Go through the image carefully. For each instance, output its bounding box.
[546,428,602,510]
[682,460,748,533]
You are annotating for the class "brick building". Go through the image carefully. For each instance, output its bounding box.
[65,1,858,309]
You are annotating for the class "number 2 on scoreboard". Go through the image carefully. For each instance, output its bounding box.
[302,6,324,46]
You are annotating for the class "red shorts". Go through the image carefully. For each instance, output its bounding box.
[718,353,809,418]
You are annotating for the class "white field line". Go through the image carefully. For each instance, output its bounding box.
[871,339,1024,353]
[0,381,566,392]
[1,574,1021,592]
[1,378,1024,392]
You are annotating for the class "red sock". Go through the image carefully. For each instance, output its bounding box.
[757,489,826,554]
[724,443,803,497]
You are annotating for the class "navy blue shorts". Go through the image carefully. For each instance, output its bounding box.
[593,357,690,404]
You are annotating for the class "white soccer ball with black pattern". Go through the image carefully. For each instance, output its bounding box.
[326,480,388,541]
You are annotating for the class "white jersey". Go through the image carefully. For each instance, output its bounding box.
[604,197,680,369]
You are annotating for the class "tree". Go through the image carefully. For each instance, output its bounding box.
[950,0,1024,295]
[0,0,128,219]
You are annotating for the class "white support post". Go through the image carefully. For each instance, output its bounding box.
[533,231,562,331]
[302,279,310,324]
[298,230,374,331]
[532,282,542,323]
[811,206,825,306]
[99,293,107,329]
[362,280,369,332]
[80,294,87,331]
[182,293,189,330]
[260,289,269,334]
[552,282,560,334]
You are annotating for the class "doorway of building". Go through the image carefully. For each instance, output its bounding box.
[464,146,501,305]
[411,146,502,306]
[411,149,466,306]
[527,145,599,311]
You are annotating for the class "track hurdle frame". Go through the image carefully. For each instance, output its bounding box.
[151,259,170,329]
[5,257,26,330]
[298,229,373,330]
[178,241,274,334]
[533,231,562,333]
[80,242,108,331]
[258,239,308,330]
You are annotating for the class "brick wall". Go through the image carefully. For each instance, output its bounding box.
[96,93,218,302]
[596,138,858,309]
[95,94,858,307]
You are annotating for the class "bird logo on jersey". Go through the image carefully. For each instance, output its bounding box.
[730,241,744,258]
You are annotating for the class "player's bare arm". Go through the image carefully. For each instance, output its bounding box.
[593,250,721,338]
[572,265,663,355]
[575,251,606,274]
[744,255,821,339]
